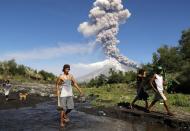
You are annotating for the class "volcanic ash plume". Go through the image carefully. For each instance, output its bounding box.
[78,0,138,68]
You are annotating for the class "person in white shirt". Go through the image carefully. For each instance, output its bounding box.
[56,64,83,128]
[148,66,173,116]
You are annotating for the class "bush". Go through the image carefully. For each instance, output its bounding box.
[169,94,190,107]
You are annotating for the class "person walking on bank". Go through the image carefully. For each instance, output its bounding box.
[130,69,149,110]
[56,64,84,128]
[147,66,173,116]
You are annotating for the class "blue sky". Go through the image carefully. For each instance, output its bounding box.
[0,0,190,76]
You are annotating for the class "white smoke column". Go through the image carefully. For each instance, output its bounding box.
[78,0,138,68]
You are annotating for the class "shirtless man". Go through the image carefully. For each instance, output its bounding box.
[56,64,83,127]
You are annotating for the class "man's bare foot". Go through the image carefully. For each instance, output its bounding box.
[64,115,70,123]
[130,104,134,109]
[60,122,65,128]
[64,117,70,123]
[146,108,152,113]
[167,112,174,116]
[60,119,65,128]
[145,109,150,113]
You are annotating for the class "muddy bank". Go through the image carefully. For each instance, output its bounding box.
[76,101,190,131]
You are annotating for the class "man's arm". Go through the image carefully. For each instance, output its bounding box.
[71,75,83,96]
[55,76,62,96]
[138,74,145,78]
[138,72,146,78]
[150,74,158,93]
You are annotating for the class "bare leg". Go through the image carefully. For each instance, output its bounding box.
[163,100,173,115]
[130,96,138,109]
[148,100,158,111]
[5,95,9,101]
[60,111,65,127]
[64,109,72,122]
[145,100,148,109]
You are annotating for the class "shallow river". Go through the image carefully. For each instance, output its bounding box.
[0,101,177,131]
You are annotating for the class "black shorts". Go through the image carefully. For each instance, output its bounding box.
[136,87,149,101]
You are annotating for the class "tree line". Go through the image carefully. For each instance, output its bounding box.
[83,69,136,88]
[0,59,56,83]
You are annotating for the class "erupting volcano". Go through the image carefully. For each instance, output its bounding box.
[78,0,138,69]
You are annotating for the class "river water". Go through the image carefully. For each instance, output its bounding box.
[0,100,177,131]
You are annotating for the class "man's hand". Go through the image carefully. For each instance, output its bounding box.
[153,88,159,94]
[80,92,84,97]
[163,80,167,86]
[57,90,60,96]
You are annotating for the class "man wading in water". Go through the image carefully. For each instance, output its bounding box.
[56,64,83,127]
[147,66,173,116]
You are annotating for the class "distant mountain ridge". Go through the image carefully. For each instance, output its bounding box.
[77,58,137,82]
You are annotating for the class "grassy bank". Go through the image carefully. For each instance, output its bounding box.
[78,83,190,115]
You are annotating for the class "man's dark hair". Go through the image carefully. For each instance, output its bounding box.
[63,64,70,72]
[156,66,163,74]
[138,69,145,75]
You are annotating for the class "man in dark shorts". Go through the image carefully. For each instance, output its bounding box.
[130,69,149,110]
[56,64,84,127]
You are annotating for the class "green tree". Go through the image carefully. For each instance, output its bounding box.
[17,65,26,76]
[88,78,97,87]
[179,29,190,61]
[124,71,136,83]
[152,45,183,73]
[177,29,190,93]
[39,70,55,81]
[96,74,108,87]
[7,59,17,75]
